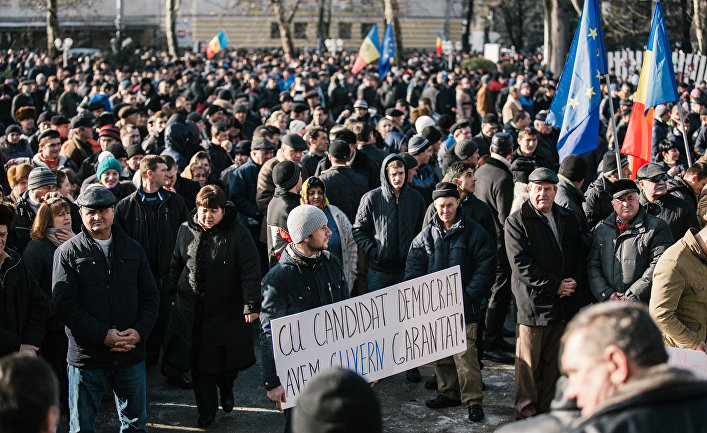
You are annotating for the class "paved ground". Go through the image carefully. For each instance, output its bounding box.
[57,353,516,433]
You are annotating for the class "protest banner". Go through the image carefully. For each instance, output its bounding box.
[271,266,466,409]
[666,346,707,379]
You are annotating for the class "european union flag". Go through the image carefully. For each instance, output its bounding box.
[546,0,608,161]
[379,21,396,79]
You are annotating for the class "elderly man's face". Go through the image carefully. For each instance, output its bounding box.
[562,331,619,417]
[611,191,640,221]
[529,182,556,213]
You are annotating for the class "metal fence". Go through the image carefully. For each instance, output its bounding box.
[607,50,707,84]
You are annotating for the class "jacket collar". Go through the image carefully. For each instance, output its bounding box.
[558,174,585,203]
[682,229,707,264]
[519,200,568,219]
[601,206,648,231]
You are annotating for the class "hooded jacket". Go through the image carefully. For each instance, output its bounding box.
[353,154,426,274]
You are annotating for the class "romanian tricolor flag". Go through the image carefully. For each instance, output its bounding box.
[351,24,380,74]
[436,33,443,55]
[206,30,230,59]
[621,1,678,177]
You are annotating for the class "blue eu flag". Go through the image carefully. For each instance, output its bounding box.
[379,21,396,79]
[546,0,608,161]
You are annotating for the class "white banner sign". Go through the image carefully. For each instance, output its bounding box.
[271,266,466,409]
[666,346,707,379]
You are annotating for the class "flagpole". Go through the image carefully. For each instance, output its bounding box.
[676,103,693,167]
[604,74,623,179]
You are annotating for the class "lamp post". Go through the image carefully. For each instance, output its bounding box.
[54,37,73,68]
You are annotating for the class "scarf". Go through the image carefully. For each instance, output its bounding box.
[299,176,329,209]
[48,227,73,247]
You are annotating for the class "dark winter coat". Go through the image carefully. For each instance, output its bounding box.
[52,224,159,368]
[163,204,260,375]
[266,188,301,265]
[0,249,46,356]
[555,175,592,250]
[474,155,514,251]
[114,188,188,286]
[320,165,369,223]
[206,142,234,177]
[583,175,615,230]
[228,157,263,226]
[587,207,673,303]
[640,192,698,241]
[314,149,380,190]
[505,201,588,326]
[353,154,426,274]
[570,365,707,433]
[260,244,349,389]
[666,175,697,211]
[405,211,496,323]
[174,176,201,211]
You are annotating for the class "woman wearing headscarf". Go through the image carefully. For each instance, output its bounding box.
[299,176,357,293]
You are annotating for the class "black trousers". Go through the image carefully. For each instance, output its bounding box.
[41,327,69,414]
[484,251,513,349]
[192,371,236,416]
[147,284,171,366]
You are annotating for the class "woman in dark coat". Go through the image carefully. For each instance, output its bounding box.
[162,185,261,428]
[22,197,74,414]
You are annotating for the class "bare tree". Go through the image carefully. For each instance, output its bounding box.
[496,0,525,50]
[316,0,329,41]
[46,0,59,56]
[272,0,303,56]
[462,0,473,53]
[383,0,403,64]
[546,0,573,75]
[696,0,707,54]
[166,0,180,56]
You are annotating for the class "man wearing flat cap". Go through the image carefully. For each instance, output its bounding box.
[637,163,698,241]
[52,184,159,433]
[583,150,632,229]
[505,167,588,419]
[587,177,673,305]
[60,115,98,171]
[405,182,496,422]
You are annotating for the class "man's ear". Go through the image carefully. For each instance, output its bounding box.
[605,345,630,386]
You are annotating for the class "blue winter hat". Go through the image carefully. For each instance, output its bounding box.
[96,156,122,181]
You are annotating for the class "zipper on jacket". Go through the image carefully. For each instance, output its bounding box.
[327,283,334,303]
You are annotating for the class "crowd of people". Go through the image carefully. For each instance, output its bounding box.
[0,45,707,433]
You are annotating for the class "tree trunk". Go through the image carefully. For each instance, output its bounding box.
[543,0,552,69]
[272,0,301,56]
[384,0,403,65]
[696,0,707,54]
[548,0,570,75]
[679,0,691,51]
[165,0,179,57]
[46,0,59,57]
[317,0,326,40]
[462,0,473,52]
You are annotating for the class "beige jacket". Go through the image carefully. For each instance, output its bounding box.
[649,229,707,349]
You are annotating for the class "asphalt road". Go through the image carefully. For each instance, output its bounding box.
[57,352,516,433]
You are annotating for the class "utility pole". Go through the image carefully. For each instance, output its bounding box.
[115,0,124,41]
[444,0,451,38]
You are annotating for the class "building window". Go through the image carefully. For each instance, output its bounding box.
[360,23,375,38]
[294,22,307,39]
[270,23,279,39]
[338,22,351,39]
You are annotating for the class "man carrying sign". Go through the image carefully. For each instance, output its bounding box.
[260,205,350,433]
[405,182,496,422]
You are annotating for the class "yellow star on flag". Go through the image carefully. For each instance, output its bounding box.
[585,86,596,98]
[588,28,598,40]
[569,97,579,108]
[596,69,601,79]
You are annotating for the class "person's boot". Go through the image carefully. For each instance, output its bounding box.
[483,348,514,364]
[220,385,234,413]
[468,404,485,422]
[498,339,516,353]
[425,394,462,409]
[197,413,215,428]
[424,375,438,390]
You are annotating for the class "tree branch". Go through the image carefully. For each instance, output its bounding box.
[286,0,303,24]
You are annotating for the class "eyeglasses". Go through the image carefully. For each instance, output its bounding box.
[646,174,667,183]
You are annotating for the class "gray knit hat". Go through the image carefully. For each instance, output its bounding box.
[287,205,328,244]
[27,167,57,190]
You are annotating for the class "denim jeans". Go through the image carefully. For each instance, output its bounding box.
[68,361,147,433]
[367,268,404,292]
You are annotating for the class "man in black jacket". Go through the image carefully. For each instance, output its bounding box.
[405,182,496,422]
[319,139,368,223]
[260,205,349,432]
[505,168,587,420]
[583,151,631,230]
[475,133,515,364]
[353,154,425,293]
[555,155,591,238]
[266,161,303,266]
[563,303,707,433]
[114,155,188,374]
[637,163,698,241]
[52,185,159,433]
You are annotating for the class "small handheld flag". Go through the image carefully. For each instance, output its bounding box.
[622,1,679,175]
[545,0,607,161]
[206,30,229,59]
[379,21,396,79]
[352,24,380,74]
[436,33,443,55]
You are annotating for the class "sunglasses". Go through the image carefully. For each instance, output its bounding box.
[646,174,667,183]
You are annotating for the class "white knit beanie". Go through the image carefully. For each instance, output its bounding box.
[287,205,328,244]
